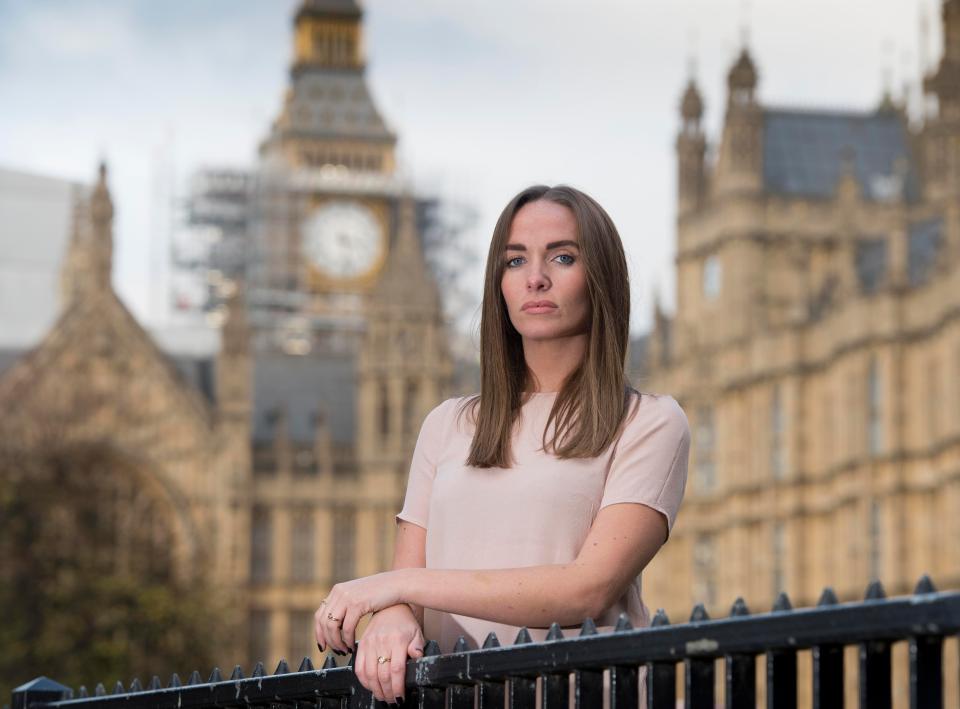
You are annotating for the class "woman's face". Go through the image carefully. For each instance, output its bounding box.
[500,199,590,342]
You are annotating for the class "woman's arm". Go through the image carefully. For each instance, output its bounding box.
[387,519,426,625]
[318,502,667,652]
[400,502,666,627]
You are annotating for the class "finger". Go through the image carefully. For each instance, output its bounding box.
[325,607,348,653]
[368,647,387,702]
[376,648,394,704]
[340,606,364,649]
[389,641,407,702]
[407,629,425,659]
[354,644,375,699]
[313,608,326,651]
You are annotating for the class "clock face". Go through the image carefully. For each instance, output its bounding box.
[302,200,383,280]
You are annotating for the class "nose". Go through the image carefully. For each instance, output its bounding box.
[526,265,550,291]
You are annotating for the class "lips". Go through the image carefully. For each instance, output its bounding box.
[521,300,558,312]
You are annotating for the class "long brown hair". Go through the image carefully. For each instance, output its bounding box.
[462,185,636,468]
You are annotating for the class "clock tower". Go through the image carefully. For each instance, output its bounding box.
[251,0,406,355]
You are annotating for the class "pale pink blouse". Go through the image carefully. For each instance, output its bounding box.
[396,390,690,652]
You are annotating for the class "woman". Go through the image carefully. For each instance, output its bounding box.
[315,185,690,705]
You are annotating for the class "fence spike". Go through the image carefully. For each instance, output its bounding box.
[615,613,633,631]
[208,667,222,683]
[167,674,182,688]
[546,622,564,641]
[129,678,142,693]
[865,580,886,600]
[513,627,533,645]
[730,597,750,616]
[579,618,598,636]
[651,608,670,626]
[251,662,265,678]
[297,657,314,672]
[817,587,838,606]
[112,681,125,695]
[453,636,469,653]
[482,632,501,649]
[94,684,106,697]
[322,654,338,669]
[187,671,201,686]
[423,640,441,657]
[274,659,289,675]
[78,687,88,698]
[772,592,793,612]
[230,665,244,680]
[148,677,161,691]
[689,603,710,622]
[914,574,937,594]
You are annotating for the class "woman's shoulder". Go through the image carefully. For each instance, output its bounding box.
[420,394,478,435]
[621,388,690,439]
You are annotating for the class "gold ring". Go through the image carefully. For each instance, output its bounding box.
[377,656,391,664]
[327,612,341,622]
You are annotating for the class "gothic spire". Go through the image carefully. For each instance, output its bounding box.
[372,196,438,311]
[60,162,114,306]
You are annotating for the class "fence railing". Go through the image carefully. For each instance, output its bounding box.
[11,576,960,709]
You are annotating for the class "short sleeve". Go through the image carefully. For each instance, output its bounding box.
[395,398,457,529]
[599,394,690,536]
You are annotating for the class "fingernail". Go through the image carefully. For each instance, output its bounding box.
[395,697,405,706]
[317,642,324,653]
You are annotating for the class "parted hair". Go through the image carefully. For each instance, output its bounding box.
[462,184,637,469]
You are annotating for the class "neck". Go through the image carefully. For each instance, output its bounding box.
[521,333,587,392]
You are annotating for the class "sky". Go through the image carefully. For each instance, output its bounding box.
[0,0,945,337]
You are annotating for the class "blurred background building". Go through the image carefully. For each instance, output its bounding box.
[639,0,960,702]
[0,0,459,674]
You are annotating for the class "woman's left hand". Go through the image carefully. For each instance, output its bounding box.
[315,570,408,654]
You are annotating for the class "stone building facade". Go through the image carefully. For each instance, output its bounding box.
[0,0,452,670]
[641,1,960,703]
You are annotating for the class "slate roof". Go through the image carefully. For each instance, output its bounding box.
[277,70,395,144]
[296,0,362,20]
[763,109,920,202]
[252,351,355,445]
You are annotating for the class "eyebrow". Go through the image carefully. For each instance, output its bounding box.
[504,240,580,251]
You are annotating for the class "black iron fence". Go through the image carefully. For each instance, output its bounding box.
[11,576,960,709]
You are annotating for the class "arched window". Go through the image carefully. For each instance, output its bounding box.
[869,499,882,581]
[378,380,390,442]
[693,535,716,607]
[867,356,883,455]
[772,522,786,597]
[250,506,272,584]
[331,506,355,584]
[290,509,314,583]
[694,406,716,491]
[770,384,786,479]
[248,610,271,667]
[403,379,419,438]
[702,254,722,301]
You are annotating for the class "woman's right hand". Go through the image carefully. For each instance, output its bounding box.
[355,603,425,704]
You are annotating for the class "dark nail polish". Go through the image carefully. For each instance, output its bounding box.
[317,643,324,653]
[395,697,405,706]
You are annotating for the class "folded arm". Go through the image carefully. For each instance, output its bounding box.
[400,502,667,627]
[317,503,667,652]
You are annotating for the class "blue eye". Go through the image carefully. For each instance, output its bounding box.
[555,254,575,265]
[505,256,525,268]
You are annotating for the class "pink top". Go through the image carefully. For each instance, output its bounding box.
[396,390,690,652]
